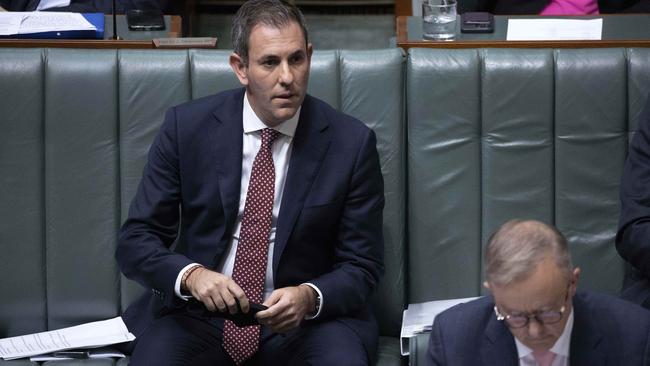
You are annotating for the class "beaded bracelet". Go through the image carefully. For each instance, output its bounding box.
[181,264,204,292]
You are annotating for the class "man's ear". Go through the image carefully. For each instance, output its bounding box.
[483,281,491,290]
[307,43,313,62]
[229,53,249,86]
[570,267,581,296]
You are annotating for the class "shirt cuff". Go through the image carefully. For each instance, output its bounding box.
[174,263,201,300]
[302,282,323,320]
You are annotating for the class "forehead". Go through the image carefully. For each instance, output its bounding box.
[247,22,306,56]
[492,260,567,312]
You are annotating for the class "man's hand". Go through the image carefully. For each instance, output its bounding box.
[184,268,249,315]
[256,284,316,333]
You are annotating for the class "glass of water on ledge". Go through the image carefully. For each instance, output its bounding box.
[422,0,457,41]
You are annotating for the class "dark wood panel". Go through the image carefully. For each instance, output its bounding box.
[395,0,412,16]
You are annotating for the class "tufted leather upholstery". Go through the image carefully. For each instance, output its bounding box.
[2,47,650,365]
[0,48,405,365]
[405,47,650,365]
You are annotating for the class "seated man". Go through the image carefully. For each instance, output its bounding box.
[115,0,385,365]
[474,0,650,15]
[427,219,650,365]
[618,95,650,309]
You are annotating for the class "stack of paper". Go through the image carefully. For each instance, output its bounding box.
[400,296,479,355]
[0,317,135,360]
[506,18,603,41]
[0,11,96,36]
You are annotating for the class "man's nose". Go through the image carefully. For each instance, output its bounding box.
[279,61,294,85]
[527,318,544,338]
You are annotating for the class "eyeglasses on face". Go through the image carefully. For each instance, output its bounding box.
[493,286,569,329]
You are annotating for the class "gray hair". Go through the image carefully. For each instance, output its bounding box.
[231,0,309,65]
[485,219,573,286]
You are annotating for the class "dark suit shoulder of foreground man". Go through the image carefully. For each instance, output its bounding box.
[427,220,650,366]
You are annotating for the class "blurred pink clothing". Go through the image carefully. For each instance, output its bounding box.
[540,0,599,14]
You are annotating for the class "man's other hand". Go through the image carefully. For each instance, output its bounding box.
[256,284,316,333]
[185,268,249,315]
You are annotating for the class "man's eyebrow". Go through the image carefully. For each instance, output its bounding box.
[255,54,279,63]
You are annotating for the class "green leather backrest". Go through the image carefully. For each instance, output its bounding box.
[407,47,650,303]
[0,48,406,338]
[4,46,647,341]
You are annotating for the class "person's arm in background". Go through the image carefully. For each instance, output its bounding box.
[620,0,650,12]
[617,95,650,295]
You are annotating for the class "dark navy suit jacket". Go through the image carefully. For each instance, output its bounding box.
[426,291,650,365]
[618,95,650,310]
[474,0,650,14]
[116,88,385,356]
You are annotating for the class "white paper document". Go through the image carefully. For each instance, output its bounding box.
[507,18,603,41]
[0,317,135,360]
[400,296,479,355]
[0,11,96,36]
[0,13,24,35]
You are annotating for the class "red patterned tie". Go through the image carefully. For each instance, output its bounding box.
[223,128,280,365]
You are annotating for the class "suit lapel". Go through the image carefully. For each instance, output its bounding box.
[481,314,519,366]
[273,96,331,274]
[569,295,606,366]
[209,89,244,242]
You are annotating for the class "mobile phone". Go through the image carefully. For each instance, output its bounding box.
[52,351,90,359]
[461,12,494,33]
[126,9,165,31]
[186,299,268,327]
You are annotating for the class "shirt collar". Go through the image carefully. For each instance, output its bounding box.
[514,308,574,360]
[242,91,300,137]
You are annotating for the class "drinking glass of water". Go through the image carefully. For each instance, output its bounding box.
[422,0,457,41]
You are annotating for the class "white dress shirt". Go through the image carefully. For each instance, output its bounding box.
[36,0,71,10]
[174,92,322,318]
[515,309,574,366]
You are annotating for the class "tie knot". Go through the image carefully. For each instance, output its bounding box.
[261,128,280,148]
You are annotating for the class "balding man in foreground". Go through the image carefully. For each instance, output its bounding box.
[427,220,650,366]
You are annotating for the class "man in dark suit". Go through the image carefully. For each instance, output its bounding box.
[114,0,385,365]
[473,0,650,14]
[427,220,650,366]
[618,95,650,310]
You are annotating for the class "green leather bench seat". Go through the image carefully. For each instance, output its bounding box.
[2,46,650,365]
[0,48,405,366]
[406,47,650,363]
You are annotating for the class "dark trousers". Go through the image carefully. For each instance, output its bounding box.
[126,312,369,366]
